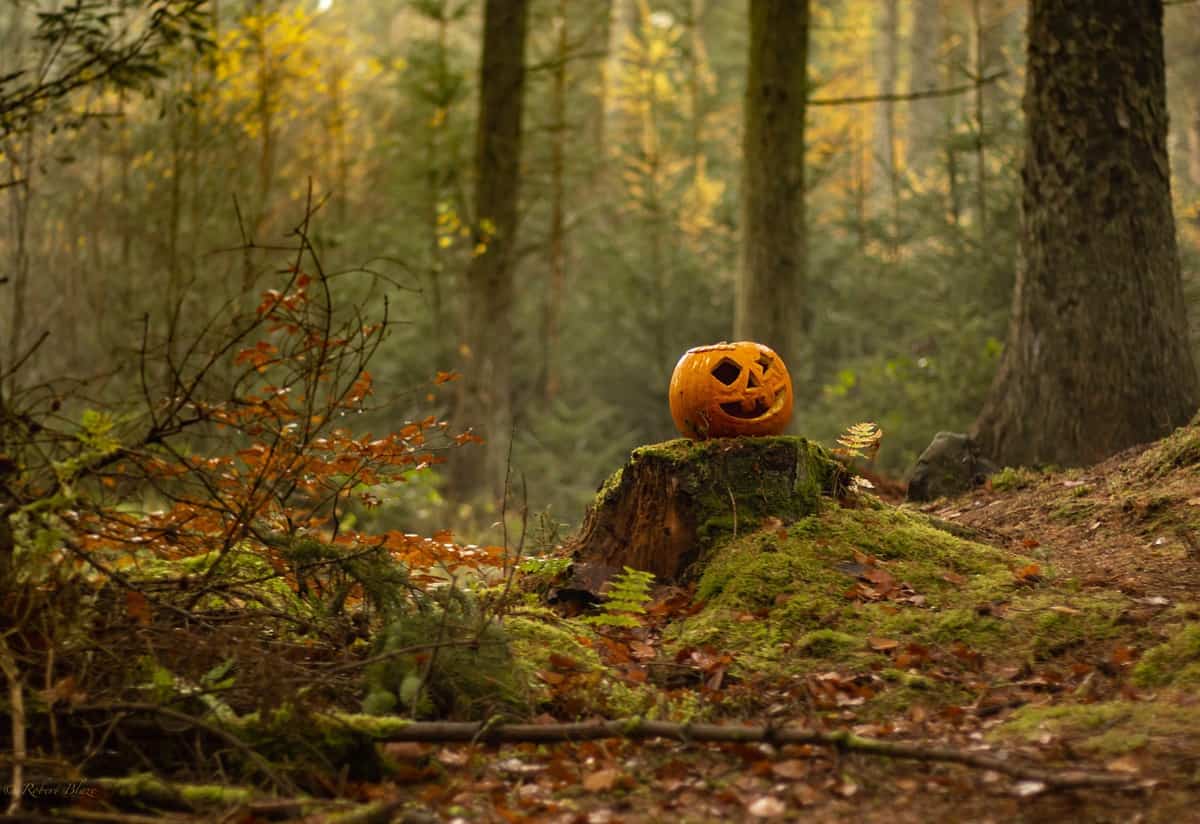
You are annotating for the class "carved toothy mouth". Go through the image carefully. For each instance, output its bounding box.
[719,392,787,420]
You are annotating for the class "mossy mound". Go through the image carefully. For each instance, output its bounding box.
[663,505,1130,702]
[504,611,660,717]
[1133,621,1200,687]
[990,700,1200,757]
[1134,421,1200,479]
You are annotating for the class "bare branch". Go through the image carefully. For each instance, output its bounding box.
[809,71,1007,107]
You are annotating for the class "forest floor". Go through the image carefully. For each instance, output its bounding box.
[20,428,1200,824]
[368,435,1200,824]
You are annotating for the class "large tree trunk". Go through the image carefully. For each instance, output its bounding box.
[451,0,529,501]
[972,0,1198,468]
[735,0,809,375]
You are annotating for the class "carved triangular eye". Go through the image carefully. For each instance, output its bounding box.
[711,358,741,385]
[757,354,773,373]
[747,372,761,388]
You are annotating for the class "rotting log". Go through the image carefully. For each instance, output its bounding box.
[309,714,1137,792]
[562,436,846,595]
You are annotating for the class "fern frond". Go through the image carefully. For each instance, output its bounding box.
[585,566,655,628]
[834,422,883,461]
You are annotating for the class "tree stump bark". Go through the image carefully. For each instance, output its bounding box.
[563,436,844,596]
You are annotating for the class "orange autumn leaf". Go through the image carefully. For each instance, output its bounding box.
[125,591,152,625]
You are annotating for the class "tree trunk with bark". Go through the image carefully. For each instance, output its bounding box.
[735,0,809,374]
[451,0,529,501]
[972,0,1198,468]
[563,437,844,596]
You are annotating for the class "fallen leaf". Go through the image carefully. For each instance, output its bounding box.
[437,747,469,767]
[835,780,859,798]
[382,742,428,762]
[497,757,545,776]
[1013,780,1046,797]
[1106,756,1141,774]
[1110,646,1136,666]
[582,768,620,792]
[1048,605,1082,615]
[1014,563,1042,583]
[548,652,581,670]
[792,783,820,805]
[746,795,787,818]
[868,636,900,652]
[630,640,657,661]
[771,759,809,780]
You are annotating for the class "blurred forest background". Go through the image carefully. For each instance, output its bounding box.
[2,0,1200,538]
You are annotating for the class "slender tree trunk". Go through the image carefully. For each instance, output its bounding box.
[684,0,710,173]
[425,12,451,370]
[601,0,633,169]
[590,0,615,181]
[247,4,274,293]
[907,0,943,181]
[1190,112,1200,191]
[5,128,34,400]
[972,0,1198,467]
[543,0,568,401]
[452,0,529,501]
[873,0,900,244]
[735,0,809,374]
[1165,2,1200,191]
[970,0,989,240]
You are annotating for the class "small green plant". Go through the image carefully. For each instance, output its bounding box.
[991,466,1040,491]
[585,566,655,628]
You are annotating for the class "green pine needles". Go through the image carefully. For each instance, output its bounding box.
[586,566,655,628]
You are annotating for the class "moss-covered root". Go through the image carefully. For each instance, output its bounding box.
[92,775,420,822]
[92,775,260,808]
[565,436,844,594]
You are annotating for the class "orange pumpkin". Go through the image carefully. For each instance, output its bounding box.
[668,341,793,439]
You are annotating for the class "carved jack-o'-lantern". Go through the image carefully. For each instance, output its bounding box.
[668,341,793,439]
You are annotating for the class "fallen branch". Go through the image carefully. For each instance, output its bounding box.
[0,639,26,816]
[323,714,1136,791]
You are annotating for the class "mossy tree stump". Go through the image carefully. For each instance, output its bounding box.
[563,436,846,596]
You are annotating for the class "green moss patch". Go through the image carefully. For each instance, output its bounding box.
[1133,622,1200,687]
[1134,424,1200,479]
[504,612,657,717]
[992,700,1200,756]
[991,466,1041,492]
[663,505,1132,712]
